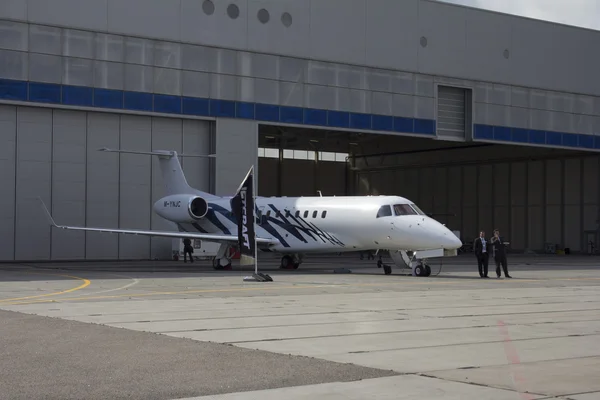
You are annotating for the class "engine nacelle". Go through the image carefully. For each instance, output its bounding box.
[153,194,209,223]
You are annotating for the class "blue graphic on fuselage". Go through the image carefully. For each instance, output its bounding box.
[182,201,345,250]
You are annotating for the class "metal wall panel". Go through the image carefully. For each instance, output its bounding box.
[182,120,213,193]
[281,160,315,197]
[403,170,420,204]
[527,161,544,206]
[150,117,183,259]
[318,162,347,196]
[418,168,434,213]
[433,168,447,218]
[86,113,120,260]
[258,158,279,196]
[492,163,510,236]
[215,118,258,196]
[528,206,544,251]
[511,206,526,250]
[118,115,152,259]
[446,166,462,233]
[51,110,86,259]
[15,107,52,260]
[0,105,16,260]
[477,165,493,232]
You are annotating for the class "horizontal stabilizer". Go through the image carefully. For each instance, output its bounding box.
[37,198,278,246]
[98,148,216,158]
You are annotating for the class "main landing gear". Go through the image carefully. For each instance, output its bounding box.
[377,250,432,277]
[280,254,302,269]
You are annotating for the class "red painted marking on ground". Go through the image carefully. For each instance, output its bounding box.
[497,320,535,400]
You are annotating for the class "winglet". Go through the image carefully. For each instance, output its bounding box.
[37,197,58,227]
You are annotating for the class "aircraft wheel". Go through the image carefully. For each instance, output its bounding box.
[383,264,392,275]
[212,257,222,270]
[414,265,424,277]
[424,265,431,277]
[292,262,300,269]
[281,255,293,269]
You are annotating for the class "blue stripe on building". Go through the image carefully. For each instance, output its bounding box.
[473,124,599,151]
[0,78,597,152]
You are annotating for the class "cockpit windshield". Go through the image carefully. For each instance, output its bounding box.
[393,204,418,216]
[409,203,426,215]
[377,203,427,218]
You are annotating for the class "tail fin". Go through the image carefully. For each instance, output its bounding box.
[154,150,192,196]
[98,148,217,197]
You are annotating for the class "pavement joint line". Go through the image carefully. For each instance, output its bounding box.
[154,316,600,335]
[98,314,600,328]
[409,354,600,375]
[416,372,548,398]
[0,271,91,303]
[219,331,600,347]
[42,307,600,323]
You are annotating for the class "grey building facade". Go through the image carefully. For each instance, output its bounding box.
[0,0,599,260]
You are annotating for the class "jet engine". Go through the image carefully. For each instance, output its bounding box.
[153,194,209,223]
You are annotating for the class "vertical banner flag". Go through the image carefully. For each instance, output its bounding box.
[230,166,256,266]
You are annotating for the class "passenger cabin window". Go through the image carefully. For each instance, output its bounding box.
[266,210,271,217]
[304,210,309,218]
[312,210,317,218]
[295,210,300,218]
[376,205,392,218]
[393,204,418,216]
[321,210,327,218]
[285,210,290,217]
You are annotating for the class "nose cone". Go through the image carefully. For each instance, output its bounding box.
[442,231,462,249]
[414,217,462,250]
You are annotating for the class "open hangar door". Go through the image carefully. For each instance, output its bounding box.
[258,125,362,197]
[352,136,600,254]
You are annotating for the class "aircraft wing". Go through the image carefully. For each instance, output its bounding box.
[38,199,279,246]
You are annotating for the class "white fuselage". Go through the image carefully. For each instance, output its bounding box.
[174,195,462,254]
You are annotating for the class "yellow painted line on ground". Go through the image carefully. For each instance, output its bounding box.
[0,272,91,304]
[0,274,597,307]
[0,279,470,305]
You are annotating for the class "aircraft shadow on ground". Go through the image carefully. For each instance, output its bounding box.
[0,255,598,282]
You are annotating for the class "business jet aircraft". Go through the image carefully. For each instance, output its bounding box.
[40,148,462,277]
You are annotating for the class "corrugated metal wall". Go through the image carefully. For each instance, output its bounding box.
[0,104,213,261]
[356,156,599,253]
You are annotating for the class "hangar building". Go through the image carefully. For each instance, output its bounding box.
[1,0,599,261]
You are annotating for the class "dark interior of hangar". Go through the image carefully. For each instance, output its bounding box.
[258,125,600,254]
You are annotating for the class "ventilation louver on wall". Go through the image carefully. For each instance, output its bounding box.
[437,85,467,140]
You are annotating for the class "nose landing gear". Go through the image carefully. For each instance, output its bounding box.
[413,261,432,277]
[378,250,432,277]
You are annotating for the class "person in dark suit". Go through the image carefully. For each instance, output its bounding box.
[490,229,511,278]
[473,231,490,278]
[183,238,194,263]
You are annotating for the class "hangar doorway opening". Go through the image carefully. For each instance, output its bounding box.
[258,124,599,255]
[258,125,359,197]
